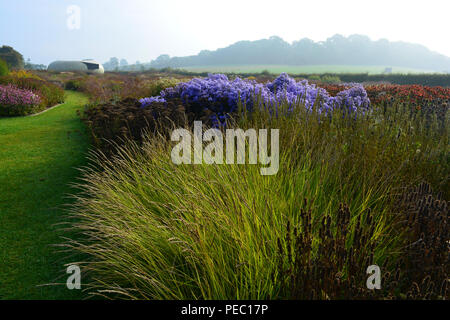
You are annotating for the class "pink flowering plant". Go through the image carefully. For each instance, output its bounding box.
[0,84,43,116]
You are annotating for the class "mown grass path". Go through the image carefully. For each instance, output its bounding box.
[0,91,89,299]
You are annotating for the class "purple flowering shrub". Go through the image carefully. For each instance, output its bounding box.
[0,75,65,112]
[140,96,169,106]
[331,86,371,114]
[0,84,43,116]
[140,73,371,125]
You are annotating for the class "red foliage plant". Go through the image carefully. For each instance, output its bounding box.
[319,83,450,106]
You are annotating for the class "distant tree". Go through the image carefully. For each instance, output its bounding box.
[150,54,171,68]
[24,58,47,71]
[0,46,25,70]
[156,55,170,63]
[120,58,128,67]
[0,58,9,76]
[103,57,120,71]
[134,60,146,72]
[146,35,450,72]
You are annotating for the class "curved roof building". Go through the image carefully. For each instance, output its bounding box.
[47,59,104,74]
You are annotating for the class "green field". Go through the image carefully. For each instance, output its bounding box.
[182,64,434,74]
[0,91,89,299]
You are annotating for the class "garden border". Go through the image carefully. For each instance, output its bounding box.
[27,103,63,117]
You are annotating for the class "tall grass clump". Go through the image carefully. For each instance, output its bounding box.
[65,95,448,299]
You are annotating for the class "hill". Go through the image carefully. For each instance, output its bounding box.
[147,35,450,73]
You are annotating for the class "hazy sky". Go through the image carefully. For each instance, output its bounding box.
[1,0,449,65]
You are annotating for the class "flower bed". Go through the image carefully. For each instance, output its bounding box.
[64,74,185,103]
[319,83,450,105]
[0,75,64,113]
[85,73,372,153]
[0,84,43,116]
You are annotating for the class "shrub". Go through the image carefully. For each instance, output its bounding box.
[8,70,42,80]
[308,74,321,81]
[0,45,24,70]
[83,97,215,155]
[0,59,8,76]
[64,78,83,91]
[0,84,42,116]
[320,75,341,84]
[0,76,64,109]
[143,77,182,97]
[141,73,370,126]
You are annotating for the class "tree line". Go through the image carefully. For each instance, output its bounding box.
[148,34,450,73]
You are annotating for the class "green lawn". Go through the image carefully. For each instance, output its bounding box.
[182,64,435,74]
[0,91,89,299]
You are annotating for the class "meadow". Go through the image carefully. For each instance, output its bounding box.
[181,64,435,75]
[0,69,448,300]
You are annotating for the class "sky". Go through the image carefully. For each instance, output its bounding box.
[1,0,450,65]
